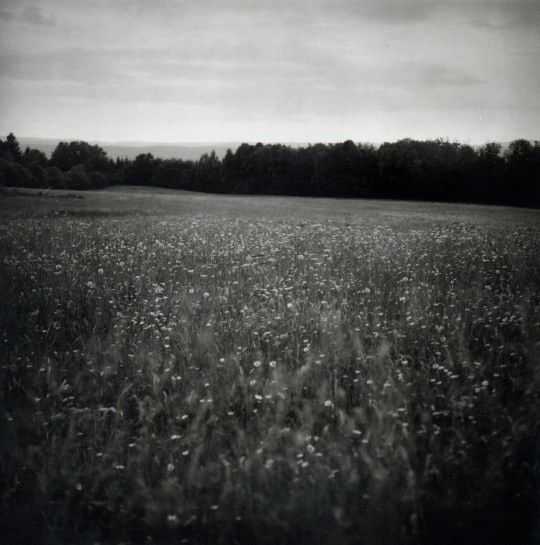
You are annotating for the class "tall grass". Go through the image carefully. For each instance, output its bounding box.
[0,208,538,544]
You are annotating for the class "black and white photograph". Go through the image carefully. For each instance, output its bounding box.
[0,1,538,544]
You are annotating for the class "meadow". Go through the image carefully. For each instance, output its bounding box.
[0,187,539,545]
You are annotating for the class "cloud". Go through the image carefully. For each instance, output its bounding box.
[444,0,540,30]
[83,0,441,28]
[331,0,441,24]
[0,9,15,22]
[21,5,56,27]
[494,0,540,28]
[413,64,482,88]
[0,41,484,109]
[0,3,56,28]
[0,49,118,82]
[0,0,537,143]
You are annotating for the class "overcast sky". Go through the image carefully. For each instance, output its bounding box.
[0,0,538,144]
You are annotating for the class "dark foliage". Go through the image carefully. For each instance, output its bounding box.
[0,133,538,207]
[50,140,112,173]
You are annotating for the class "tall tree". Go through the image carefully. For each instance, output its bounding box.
[0,133,23,163]
[50,141,110,172]
[125,153,160,186]
[505,139,538,206]
[23,147,48,167]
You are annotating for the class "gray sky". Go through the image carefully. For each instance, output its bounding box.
[0,0,538,143]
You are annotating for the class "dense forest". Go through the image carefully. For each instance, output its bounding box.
[1,132,538,207]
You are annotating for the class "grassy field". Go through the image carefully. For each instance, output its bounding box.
[0,187,539,545]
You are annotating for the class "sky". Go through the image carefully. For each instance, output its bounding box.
[0,0,538,144]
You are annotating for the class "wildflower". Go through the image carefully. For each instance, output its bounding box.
[269,360,277,368]
[97,268,104,275]
[324,400,333,407]
[167,463,175,472]
[87,281,95,289]
[253,360,261,368]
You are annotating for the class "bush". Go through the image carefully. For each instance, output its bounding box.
[67,164,93,190]
[46,166,67,189]
[0,159,32,187]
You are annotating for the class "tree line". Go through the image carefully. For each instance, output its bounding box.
[1,132,538,207]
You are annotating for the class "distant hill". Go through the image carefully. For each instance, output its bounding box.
[97,143,239,161]
[16,137,534,162]
[17,137,240,160]
[16,137,245,161]
[16,138,310,161]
